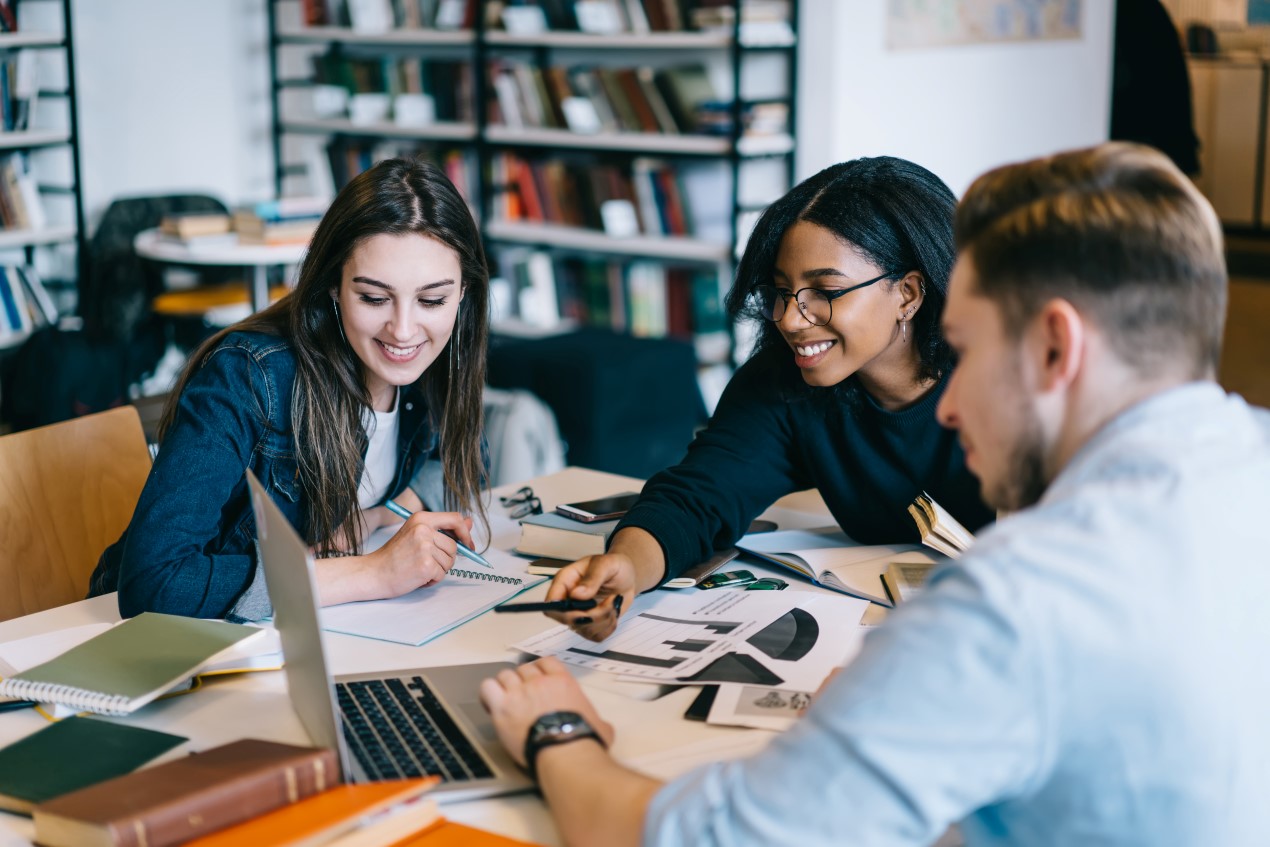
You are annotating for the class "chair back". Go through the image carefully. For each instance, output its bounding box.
[0,406,151,621]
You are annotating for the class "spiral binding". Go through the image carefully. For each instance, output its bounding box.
[0,677,133,716]
[452,568,523,585]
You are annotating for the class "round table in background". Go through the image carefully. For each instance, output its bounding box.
[133,229,309,313]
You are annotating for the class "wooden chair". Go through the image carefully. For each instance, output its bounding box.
[0,406,151,621]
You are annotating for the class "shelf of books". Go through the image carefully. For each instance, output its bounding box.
[483,30,734,49]
[275,25,475,45]
[484,126,732,155]
[269,0,797,381]
[281,117,478,141]
[486,221,730,263]
[0,0,85,349]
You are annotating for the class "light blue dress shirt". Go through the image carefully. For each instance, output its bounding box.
[646,383,1270,846]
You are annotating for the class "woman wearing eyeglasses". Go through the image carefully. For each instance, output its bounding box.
[546,156,995,640]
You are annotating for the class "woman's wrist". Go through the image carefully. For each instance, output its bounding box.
[608,528,667,593]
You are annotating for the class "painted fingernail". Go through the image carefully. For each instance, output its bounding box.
[573,617,593,626]
[613,595,624,616]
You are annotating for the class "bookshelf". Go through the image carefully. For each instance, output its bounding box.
[265,0,798,371]
[0,0,86,351]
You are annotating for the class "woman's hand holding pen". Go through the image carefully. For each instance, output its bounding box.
[545,527,667,641]
[544,553,636,641]
[368,511,475,596]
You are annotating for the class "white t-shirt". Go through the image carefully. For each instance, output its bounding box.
[357,390,400,511]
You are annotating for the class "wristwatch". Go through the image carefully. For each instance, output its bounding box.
[523,710,605,781]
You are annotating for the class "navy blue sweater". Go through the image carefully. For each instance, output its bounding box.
[617,347,994,583]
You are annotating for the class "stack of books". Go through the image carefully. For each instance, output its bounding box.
[233,197,328,246]
[157,212,237,252]
[2,726,534,847]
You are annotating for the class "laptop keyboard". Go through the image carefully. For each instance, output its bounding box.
[337,677,495,782]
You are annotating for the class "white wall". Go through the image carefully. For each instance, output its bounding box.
[797,0,1116,196]
[73,0,273,232]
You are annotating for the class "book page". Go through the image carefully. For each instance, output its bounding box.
[734,527,851,578]
[797,544,929,606]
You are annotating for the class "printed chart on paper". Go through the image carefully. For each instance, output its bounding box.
[515,590,869,686]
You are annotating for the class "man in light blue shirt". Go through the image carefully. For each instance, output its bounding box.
[479,142,1270,846]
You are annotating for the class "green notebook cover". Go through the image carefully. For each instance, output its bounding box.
[0,716,187,814]
[0,613,262,714]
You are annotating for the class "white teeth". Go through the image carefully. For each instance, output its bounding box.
[795,341,834,357]
[381,342,419,356]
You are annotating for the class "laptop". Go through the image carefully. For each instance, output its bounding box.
[245,470,533,801]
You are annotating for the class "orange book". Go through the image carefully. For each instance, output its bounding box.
[400,819,545,847]
[183,778,439,847]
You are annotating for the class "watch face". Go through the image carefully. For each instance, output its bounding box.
[534,710,588,739]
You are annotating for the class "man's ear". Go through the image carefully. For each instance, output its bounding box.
[1031,298,1085,393]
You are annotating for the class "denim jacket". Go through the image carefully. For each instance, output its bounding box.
[90,331,445,621]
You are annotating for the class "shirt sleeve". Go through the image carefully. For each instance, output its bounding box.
[644,553,1053,846]
[116,345,270,619]
[616,353,812,583]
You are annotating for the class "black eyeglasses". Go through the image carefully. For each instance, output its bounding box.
[499,486,542,519]
[750,270,900,327]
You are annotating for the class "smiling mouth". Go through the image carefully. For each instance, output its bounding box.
[794,340,836,357]
[376,340,421,360]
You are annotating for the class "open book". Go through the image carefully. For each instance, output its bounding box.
[735,528,936,606]
[908,492,975,558]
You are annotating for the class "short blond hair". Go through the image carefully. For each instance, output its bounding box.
[955,143,1227,377]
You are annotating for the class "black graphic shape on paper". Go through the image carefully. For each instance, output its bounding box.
[747,607,819,662]
[663,639,711,652]
[640,613,740,635]
[567,648,683,668]
[677,652,784,686]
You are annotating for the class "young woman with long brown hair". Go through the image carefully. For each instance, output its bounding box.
[91,158,489,620]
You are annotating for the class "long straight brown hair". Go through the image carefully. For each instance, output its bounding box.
[159,158,490,554]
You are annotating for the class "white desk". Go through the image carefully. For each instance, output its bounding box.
[0,468,836,846]
[133,229,308,313]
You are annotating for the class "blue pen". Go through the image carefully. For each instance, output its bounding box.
[384,499,493,569]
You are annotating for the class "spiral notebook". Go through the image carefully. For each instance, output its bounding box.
[319,550,547,647]
[0,613,265,716]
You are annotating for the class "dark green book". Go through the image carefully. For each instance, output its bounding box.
[0,716,187,814]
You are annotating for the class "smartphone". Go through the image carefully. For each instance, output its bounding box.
[554,491,641,523]
[699,569,756,590]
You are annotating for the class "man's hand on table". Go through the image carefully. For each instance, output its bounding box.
[479,657,616,768]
